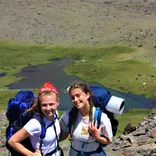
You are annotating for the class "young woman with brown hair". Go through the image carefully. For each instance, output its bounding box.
[59,82,113,156]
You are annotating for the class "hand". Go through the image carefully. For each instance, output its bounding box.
[33,150,42,156]
[88,121,102,140]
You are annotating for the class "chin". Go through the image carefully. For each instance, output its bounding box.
[45,113,53,118]
[75,105,82,109]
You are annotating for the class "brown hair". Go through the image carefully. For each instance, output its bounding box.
[26,91,59,116]
[68,81,94,137]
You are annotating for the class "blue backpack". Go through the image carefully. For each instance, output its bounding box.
[90,86,119,137]
[66,86,119,140]
[5,90,47,156]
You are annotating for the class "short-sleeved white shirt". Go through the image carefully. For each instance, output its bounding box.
[24,114,60,155]
[59,107,113,152]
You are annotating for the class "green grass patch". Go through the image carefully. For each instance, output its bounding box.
[0,40,156,111]
[58,110,65,118]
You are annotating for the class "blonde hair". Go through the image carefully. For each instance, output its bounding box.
[26,91,59,116]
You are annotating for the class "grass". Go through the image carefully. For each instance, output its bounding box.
[0,41,155,130]
[0,40,156,110]
[0,41,156,101]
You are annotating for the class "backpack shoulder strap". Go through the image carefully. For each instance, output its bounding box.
[33,114,46,139]
[33,113,58,155]
[33,114,46,155]
[94,108,107,147]
[94,107,102,129]
[33,113,59,138]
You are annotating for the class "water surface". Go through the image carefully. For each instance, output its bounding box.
[8,58,156,112]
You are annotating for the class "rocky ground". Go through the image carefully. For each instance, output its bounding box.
[0,111,9,156]
[109,109,156,156]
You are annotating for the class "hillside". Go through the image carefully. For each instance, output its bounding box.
[0,0,155,57]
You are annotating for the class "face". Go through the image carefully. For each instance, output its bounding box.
[40,92,59,121]
[70,88,90,109]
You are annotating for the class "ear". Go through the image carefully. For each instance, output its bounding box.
[86,92,91,99]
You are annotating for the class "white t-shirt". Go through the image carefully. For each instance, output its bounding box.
[24,114,60,155]
[59,107,113,152]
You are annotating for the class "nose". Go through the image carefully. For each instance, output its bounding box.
[72,96,78,102]
[46,104,51,110]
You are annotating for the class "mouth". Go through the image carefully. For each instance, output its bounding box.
[75,102,81,107]
[45,111,54,115]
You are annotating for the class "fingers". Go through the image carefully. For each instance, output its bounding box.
[89,121,101,129]
[90,121,94,128]
[98,124,102,130]
[35,150,42,156]
[88,121,103,140]
[94,120,97,128]
[89,121,95,131]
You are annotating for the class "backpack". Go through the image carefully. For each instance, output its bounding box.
[5,90,47,156]
[90,86,119,137]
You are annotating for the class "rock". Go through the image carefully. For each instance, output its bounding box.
[132,127,146,136]
[149,127,156,138]
[123,123,136,135]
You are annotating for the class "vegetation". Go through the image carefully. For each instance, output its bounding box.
[0,41,156,110]
[0,41,154,136]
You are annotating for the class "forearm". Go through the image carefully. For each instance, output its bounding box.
[96,136,112,145]
[8,141,34,156]
[7,128,40,156]
[59,130,69,142]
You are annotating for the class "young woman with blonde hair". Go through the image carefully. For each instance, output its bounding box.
[8,82,62,156]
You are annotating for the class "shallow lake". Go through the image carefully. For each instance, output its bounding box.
[8,58,156,113]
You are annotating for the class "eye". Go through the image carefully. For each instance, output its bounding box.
[70,94,80,100]
[41,103,47,107]
[76,94,80,98]
[49,103,54,106]
[70,96,74,100]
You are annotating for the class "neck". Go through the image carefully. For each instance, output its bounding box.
[45,115,55,121]
[79,103,90,117]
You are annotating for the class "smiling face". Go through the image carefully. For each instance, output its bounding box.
[70,88,90,110]
[39,92,59,121]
